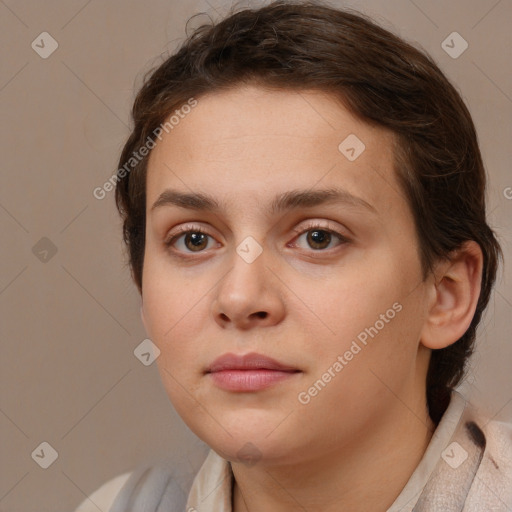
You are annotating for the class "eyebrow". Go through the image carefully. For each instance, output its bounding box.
[150,187,377,215]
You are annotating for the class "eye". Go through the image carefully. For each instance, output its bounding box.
[291,223,349,251]
[165,226,217,253]
[164,222,349,257]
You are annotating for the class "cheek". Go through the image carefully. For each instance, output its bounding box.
[293,257,423,391]
[292,265,402,347]
[141,264,203,362]
[142,246,205,330]
[142,273,207,412]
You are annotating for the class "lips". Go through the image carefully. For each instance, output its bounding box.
[205,352,301,392]
[206,352,298,373]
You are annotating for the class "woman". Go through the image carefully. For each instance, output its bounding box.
[76,1,512,510]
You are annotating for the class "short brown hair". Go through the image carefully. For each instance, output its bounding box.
[115,0,501,423]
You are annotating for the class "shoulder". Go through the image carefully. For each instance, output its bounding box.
[73,443,211,512]
[73,472,132,512]
[466,417,512,510]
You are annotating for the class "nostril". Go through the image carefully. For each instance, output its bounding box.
[217,311,268,323]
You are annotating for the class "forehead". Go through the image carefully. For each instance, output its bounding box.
[146,85,405,218]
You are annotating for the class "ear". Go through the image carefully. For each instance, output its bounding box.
[421,241,483,350]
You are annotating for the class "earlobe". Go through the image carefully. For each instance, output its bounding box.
[421,241,483,350]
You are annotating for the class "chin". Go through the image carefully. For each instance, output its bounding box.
[184,413,302,465]
[209,436,290,466]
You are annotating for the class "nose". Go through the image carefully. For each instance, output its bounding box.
[211,247,286,330]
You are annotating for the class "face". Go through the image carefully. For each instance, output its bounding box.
[141,85,432,466]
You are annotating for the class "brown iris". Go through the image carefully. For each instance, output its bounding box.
[307,230,331,250]
[184,232,209,251]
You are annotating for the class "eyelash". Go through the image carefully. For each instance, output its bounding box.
[164,222,350,256]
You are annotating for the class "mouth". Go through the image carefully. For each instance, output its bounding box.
[205,352,301,392]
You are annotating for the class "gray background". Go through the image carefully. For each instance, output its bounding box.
[0,0,510,510]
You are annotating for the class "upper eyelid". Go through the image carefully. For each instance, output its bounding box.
[291,220,346,235]
[165,223,211,242]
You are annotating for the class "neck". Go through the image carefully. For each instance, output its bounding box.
[232,393,435,512]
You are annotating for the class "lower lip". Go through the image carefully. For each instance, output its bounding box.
[208,370,299,391]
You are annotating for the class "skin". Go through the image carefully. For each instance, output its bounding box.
[140,85,483,511]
